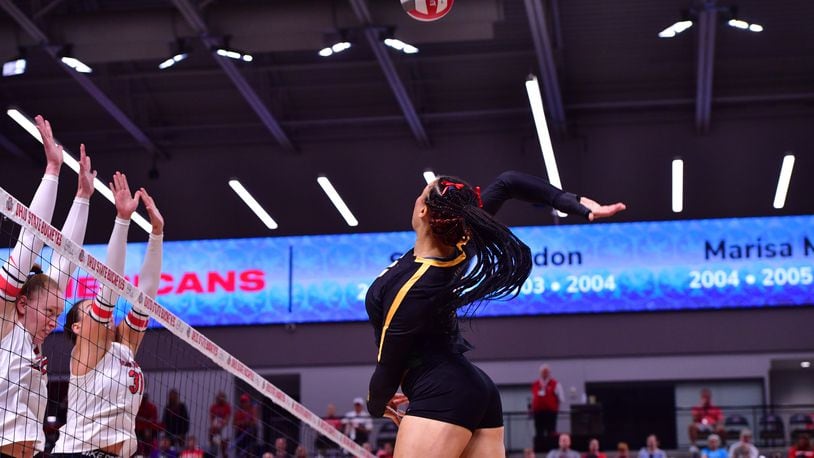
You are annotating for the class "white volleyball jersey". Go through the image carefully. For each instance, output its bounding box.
[0,321,48,451]
[54,342,143,456]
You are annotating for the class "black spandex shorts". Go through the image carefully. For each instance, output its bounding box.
[401,353,503,431]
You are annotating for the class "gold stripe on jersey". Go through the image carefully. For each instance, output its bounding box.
[377,263,432,362]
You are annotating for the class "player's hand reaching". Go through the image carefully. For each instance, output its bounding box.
[76,144,97,199]
[110,172,141,220]
[383,393,409,427]
[35,115,63,175]
[139,188,164,236]
[580,196,627,221]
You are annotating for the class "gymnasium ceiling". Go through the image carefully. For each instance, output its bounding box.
[0,0,812,242]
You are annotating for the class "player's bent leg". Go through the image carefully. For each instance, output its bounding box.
[394,415,472,458]
[460,427,505,458]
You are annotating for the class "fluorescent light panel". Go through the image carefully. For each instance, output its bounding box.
[317,176,358,227]
[672,159,684,213]
[2,58,26,77]
[158,53,188,70]
[658,20,693,38]
[384,38,419,54]
[228,180,278,230]
[6,108,152,233]
[423,171,437,184]
[60,56,92,73]
[319,42,352,57]
[773,154,795,209]
[525,75,566,217]
[216,48,253,62]
[728,19,763,32]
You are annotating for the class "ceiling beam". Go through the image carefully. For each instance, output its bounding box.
[523,0,566,133]
[170,0,295,152]
[0,0,165,158]
[348,0,430,148]
[695,6,717,133]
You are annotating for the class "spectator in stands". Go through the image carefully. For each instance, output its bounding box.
[524,448,537,458]
[163,389,190,448]
[209,391,231,457]
[376,442,394,458]
[273,437,289,458]
[151,434,178,458]
[179,435,204,458]
[342,397,373,446]
[638,435,667,458]
[234,394,259,457]
[702,434,727,458]
[585,439,607,458]
[617,442,630,458]
[532,364,565,446]
[728,429,758,458]
[363,442,374,453]
[789,433,814,458]
[294,445,308,458]
[689,388,726,449]
[315,403,342,457]
[137,394,160,457]
[547,433,580,458]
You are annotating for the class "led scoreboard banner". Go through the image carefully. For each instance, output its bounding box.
[45,215,814,327]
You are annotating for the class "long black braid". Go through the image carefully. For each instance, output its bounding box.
[425,176,532,315]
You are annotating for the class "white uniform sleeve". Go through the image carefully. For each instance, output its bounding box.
[46,197,90,293]
[90,217,129,323]
[137,234,163,299]
[1,174,59,301]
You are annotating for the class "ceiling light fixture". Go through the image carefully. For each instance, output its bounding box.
[384,38,419,54]
[672,158,684,213]
[60,56,92,74]
[658,20,694,38]
[318,42,352,58]
[216,48,253,62]
[773,154,795,209]
[228,180,278,230]
[317,176,358,227]
[2,56,26,77]
[526,74,566,217]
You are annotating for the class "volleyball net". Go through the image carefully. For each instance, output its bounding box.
[0,185,374,458]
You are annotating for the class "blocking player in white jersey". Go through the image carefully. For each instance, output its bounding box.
[1,116,96,458]
[53,173,163,458]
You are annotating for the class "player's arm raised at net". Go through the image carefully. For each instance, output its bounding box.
[118,187,163,355]
[0,115,63,324]
[72,172,140,376]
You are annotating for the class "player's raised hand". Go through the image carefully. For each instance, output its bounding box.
[139,188,164,236]
[110,172,141,220]
[35,115,63,175]
[76,144,97,199]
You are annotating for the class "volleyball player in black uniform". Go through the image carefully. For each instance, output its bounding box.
[365,171,625,457]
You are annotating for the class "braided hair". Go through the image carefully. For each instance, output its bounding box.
[425,176,532,314]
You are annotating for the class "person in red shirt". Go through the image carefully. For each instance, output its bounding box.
[688,388,725,447]
[209,392,231,457]
[531,364,564,450]
[789,433,814,458]
[233,394,259,457]
[136,393,160,457]
[584,439,607,458]
[179,435,205,458]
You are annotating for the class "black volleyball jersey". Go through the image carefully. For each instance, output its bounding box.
[364,171,591,417]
